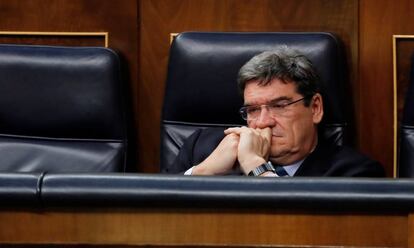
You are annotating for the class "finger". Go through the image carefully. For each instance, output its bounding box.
[225,132,240,142]
[256,128,271,147]
[253,127,270,138]
[224,126,247,135]
[261,127,272,139]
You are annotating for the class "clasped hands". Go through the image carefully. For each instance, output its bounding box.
[192,127,272,175]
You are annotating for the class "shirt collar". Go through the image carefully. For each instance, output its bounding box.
[269,159,304,176]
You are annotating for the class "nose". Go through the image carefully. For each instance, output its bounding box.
[251,106,276,128]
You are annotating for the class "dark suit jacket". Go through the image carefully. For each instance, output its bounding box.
[165,127,385,177]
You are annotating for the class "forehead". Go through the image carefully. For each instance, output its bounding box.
[243,78,299,104]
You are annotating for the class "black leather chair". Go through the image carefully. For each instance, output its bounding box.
[161,32,348,172]
[0,44,128,172]
[398,55,414,177]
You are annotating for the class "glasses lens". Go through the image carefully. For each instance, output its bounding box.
[239,108,248,120]
[240,106,261,120]
[239,97,308,121]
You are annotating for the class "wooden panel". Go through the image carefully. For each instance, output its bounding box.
[409,213,414,248]
[0,209,408,247]
[0,31,107,47]
[359,0,414,177]
[139,0,358,172]
[0,0,139,171]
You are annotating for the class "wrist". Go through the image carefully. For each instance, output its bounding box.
[240,156,267,175]
[192,163,213,175]
[192,160,227,175]
[248,162,276,176]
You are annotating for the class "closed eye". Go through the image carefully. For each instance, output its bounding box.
[268,101,288,109]
[246,106,261,114]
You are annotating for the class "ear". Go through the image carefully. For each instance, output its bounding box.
[311,93,324,124]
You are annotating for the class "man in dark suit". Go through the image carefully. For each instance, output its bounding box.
[170,48,385,177]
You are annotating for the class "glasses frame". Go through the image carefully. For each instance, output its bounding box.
[239,97,307,121]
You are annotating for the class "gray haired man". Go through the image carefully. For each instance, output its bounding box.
[175,48,385,177]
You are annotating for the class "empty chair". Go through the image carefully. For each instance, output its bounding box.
[0,44,128,172]
[160,32,348,172]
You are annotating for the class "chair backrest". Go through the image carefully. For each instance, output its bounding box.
[399,55,414,177]
[0,44,128,172]
[161,32,348,172]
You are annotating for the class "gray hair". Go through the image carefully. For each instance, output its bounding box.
[237,47,320,106]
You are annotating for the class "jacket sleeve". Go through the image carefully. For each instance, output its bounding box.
[166,127,227,174]
[165,129,202,174]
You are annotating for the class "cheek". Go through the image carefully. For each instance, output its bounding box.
[277,114,311,142]
[291,117,314,141]
[272,121,293,145]
[247,120,255,128]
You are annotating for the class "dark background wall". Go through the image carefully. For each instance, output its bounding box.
[0,0,410,177]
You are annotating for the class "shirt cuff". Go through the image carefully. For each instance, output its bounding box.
[184,166,194,175]
[262,171,278,177]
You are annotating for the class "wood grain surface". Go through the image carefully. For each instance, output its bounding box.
[0,209,408,247]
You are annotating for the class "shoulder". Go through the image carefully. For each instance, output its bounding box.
[297,139,386,177]
[323,144,386,177]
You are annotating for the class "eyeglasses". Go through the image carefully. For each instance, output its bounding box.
[239,97,306,121]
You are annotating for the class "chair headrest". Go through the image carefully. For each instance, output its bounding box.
[163,32,347,126]
[0,44,125,139]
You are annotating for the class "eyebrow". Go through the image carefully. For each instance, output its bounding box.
[243,96,292,107]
